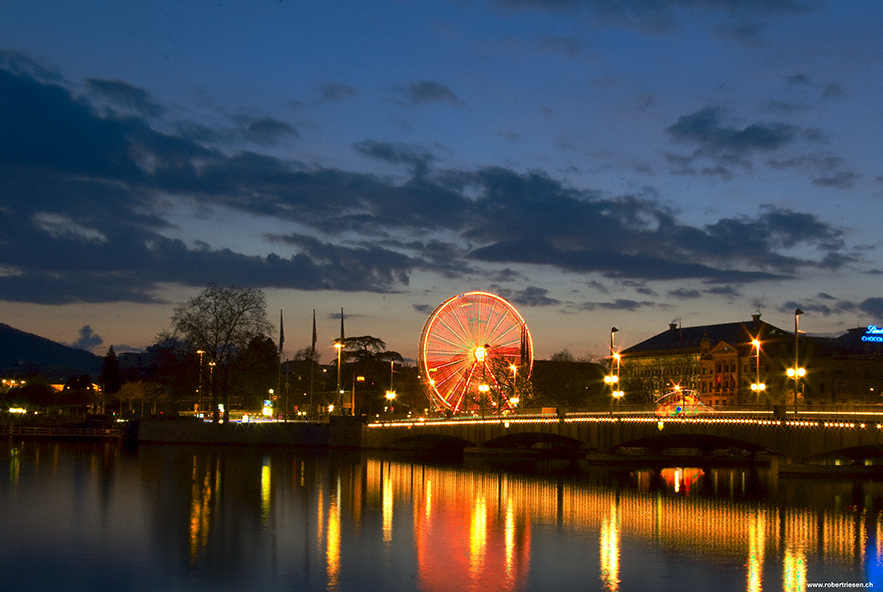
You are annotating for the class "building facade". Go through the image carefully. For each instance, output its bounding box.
[619,315,883,408]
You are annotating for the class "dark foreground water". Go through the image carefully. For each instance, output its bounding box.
[1,441,881,592]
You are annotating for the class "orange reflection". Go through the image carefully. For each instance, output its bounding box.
[599,501,620,591]
[660,468,704,495]
[327,476,341,592]
[188,455,220,562]
[388,463,530,592]
[747,510,765,592]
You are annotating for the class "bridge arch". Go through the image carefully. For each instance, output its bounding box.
[384,433,474,455]
[610,434,768,456]
[801,444,883,465]
[482,432,588,450]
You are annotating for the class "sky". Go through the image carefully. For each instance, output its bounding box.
[1,0,882,362]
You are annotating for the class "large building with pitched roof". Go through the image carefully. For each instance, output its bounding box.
[619,314,883,408]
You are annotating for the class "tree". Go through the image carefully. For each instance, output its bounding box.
[336,335,404,415]
[170,284,273,421]
[101,346,122,413]
[230,335,279,411]
[117,381,165,416]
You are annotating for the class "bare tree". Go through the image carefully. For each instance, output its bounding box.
[170,284,273,421]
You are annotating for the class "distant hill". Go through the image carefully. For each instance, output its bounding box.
[0,323,102,380]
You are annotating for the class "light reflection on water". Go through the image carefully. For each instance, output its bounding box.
[0,441,880,591]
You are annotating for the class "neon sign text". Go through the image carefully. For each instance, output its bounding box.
[862,325,883,342]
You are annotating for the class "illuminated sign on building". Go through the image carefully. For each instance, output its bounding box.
[861,325,883,342]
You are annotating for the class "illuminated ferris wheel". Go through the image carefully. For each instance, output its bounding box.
[418,291,533,413]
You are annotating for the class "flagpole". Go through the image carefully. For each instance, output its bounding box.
[337,308,344,413]
[309,309,316,418]
[278,309,284,418]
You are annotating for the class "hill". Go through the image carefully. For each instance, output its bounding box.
[0,323,103,380]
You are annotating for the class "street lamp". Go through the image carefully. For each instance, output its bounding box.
[385,390,396,415]
[607,327,623,406]
[786,366,806,410]
[750,339,765,400]
[208,361,216,421]
[334,341,343,414]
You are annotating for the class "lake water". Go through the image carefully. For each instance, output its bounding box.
[1,441,880,591]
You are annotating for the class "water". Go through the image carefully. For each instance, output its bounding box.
[1,441,880,592]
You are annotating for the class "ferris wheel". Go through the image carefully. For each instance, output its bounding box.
[418,291,533,413]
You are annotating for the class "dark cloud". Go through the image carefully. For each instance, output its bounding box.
[812,171,860,190]
[495,286,562,307]
[765,100,809,114]
[353,140,434,176]
[69,325,103,352]
[860,298,883,318]
[319,82,358,102]
[667,107,797,154]
[579,299,656,311]
[413,303,435,314]
[87,78,164,116]
[494,0,819,33]
[0,64,859,307]
[713,21,767,46]
[669,288,701,299]
[240,116,299,145]
[404,80,462,106]
[767,156,860,189]
[822,83,846,99]
[0,49,62,82]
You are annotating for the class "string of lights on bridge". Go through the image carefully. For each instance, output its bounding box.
[367,413,883,431]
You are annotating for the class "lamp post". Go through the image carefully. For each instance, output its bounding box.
[196,350,204,416]
[208,361,216,421]
[750,339,765,402]
[792,308,804,415]
[335,341,343,414]
[607,327,623,409]
[385,389,396,416]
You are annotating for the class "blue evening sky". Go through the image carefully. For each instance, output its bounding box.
[1,0,881,360]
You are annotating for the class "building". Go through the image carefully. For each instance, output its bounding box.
[620,314,796,406]
[617,314,883,408]
[803,327,883,406]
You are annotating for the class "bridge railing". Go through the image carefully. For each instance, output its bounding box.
[0,425,121,438]
[370,403,883,426]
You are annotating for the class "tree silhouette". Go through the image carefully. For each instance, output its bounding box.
[170,284,272,421]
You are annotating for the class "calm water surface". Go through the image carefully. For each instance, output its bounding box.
[1,441,881,591]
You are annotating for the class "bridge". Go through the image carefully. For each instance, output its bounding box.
[363,408,883,465]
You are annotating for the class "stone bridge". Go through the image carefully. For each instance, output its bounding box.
[362,411,883,463]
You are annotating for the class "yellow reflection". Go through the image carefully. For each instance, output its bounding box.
[747,510,765,592]
[261,457,271,525]
[383,471,394,544]
[327,475,341,591]
[505,502,516,578]
[425,479,432,521]
[188,455,219,562]
[600,501,621,591]
[8,445,20,484]
[783,548,806,592]
[469,494,487,580]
